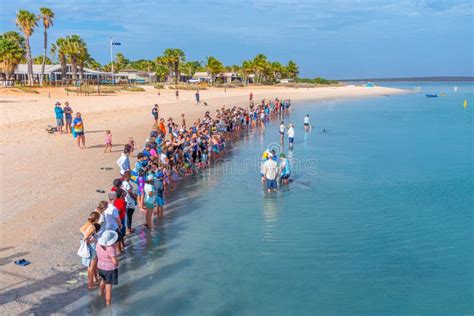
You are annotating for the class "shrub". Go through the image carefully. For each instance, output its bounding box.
[154,83,164,89]
[16,86,39,94]
[168,84,207,90]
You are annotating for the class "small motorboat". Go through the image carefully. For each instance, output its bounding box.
[426,94,438,98]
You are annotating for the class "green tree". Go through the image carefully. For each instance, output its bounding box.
[114,52,129,71]
[252,54,268,84]
[286,60,299,78]
[38,7,54,85]
[241,59,254,85]
[33,54,52,64]
[64,35,87,81]
[16,9,38,85]
[270,61,283,82]
[206,56,224,85]
[0,31,26,83]
[50,37,68,80]
[162,48,185,84]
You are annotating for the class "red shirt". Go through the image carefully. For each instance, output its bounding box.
[111,187,126,220]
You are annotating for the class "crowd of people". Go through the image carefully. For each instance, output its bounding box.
[76,95,295,306]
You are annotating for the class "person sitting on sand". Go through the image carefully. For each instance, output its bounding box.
[80,211,101,289]
[96,230,119,306]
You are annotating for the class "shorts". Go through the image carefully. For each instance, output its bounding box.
[75,131,84,136]
[266,179,277,190]
[281,173,290,179]
[98,268,118,285]
[156,196,165,206]
[81,242,97,267]
[145,202,155,209]
[279,131,284,135]
[304,123,309,126]
[289,137,294,144]
[56,118,64,126]
[66,118,72,125]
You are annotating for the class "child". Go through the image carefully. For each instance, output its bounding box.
[128,137,135,157]
[104,130,112,153]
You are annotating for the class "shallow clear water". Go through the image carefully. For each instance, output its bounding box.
[88,83,473,315]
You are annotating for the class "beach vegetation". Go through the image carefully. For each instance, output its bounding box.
[297,77,339,85]
[153,83,164,89]
[206,56,224,85]
[16,86,39,93]
[33,54,52,64]
[168,84,207,90]
[38,7,54,85]
[0,31,26,82]
[16,9,38,86]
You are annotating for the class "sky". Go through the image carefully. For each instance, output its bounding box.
[1,0,473,79]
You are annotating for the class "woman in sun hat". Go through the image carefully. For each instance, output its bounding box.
[96,230,119,306]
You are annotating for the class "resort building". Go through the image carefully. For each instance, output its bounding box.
[11,64,155,84]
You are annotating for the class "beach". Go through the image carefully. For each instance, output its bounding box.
[0,85,406,314]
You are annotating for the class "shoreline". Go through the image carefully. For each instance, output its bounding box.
[0,85,408,314]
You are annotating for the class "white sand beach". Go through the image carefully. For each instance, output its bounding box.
[0,85,406,314]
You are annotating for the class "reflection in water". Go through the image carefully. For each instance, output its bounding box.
[262,195,279,244]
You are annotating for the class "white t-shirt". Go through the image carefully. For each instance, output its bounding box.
[304,116,310,124]
[288,127,295,138]
[121,180,136,208]
[144,183,155,205]
[102,203,119,231]
[262,159,278,180]
[279,124,285,133]
[116,154,130,175]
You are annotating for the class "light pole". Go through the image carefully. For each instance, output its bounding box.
[109,38,114,84]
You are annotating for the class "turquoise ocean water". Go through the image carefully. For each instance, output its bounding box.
[85,82,473,315]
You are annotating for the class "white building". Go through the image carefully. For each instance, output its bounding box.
[12,64,155,84]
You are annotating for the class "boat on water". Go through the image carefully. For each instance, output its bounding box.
[426,94,438,98]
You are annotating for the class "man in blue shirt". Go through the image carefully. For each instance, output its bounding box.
[54,102,64,134]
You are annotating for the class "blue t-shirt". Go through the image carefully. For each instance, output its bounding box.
[54,107,64,119]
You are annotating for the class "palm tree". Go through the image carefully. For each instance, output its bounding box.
[252,54,268,84]
[33,55,52,64]
[64,35,86,81]
[0,31,26,84]
[114,52,129,71]
[51,37,67,81]
[162,48,185,84]
[39,7,54,85]
[241,60,253,85]
[286,60,299,79]
[16,10,38,85]
[270,62,283,82]
[206,56,223,85]
[85,57,102,71]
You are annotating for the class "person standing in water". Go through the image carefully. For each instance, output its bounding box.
[279,121,286,143]
[279,153,291,185]
[262,153,279,193]
[287,123,295,148]
[304,114,311,131]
